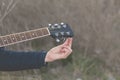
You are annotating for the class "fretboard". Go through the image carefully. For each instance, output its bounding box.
[0,27,50,47]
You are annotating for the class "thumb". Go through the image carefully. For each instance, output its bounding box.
[62,38,73,47]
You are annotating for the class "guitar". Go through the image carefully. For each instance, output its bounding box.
[0,22,74,47]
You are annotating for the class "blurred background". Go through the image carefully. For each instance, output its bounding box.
[0,0,120,80]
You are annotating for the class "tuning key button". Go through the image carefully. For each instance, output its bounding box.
[54,24,61,29]
[60,22,64,25]
[54,24,58,26]
[48,24,52,27]
[60,22,67,28]
[48,24,55,29]
[56,38,60,42]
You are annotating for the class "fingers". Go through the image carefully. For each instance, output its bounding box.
[60,38,73,59]
[63,38,73,47]
[62,48,72,59]
[60,46,72,59]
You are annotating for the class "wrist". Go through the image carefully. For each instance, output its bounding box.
[45,52,53,62]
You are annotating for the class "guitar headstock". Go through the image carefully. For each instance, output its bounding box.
[48,22,74,42]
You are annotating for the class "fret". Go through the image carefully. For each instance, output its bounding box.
[14,34,22,41]
[0,27,50,47]
[0,38,4,46]
[30,31,37,38]
[19,33,26,40]
[6,36,13,43]
[42,28,49,35]
[24,32,32,39]
[36,29,43,37]
[2,37,8,45]
[10,35,17,42]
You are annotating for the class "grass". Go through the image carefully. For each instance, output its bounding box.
[31,41,110,80]
[71,49,108,80]
[40,53,109,80]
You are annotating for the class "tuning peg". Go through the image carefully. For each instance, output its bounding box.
[54,24,61,29]
[66,32,70,35]
[55,37,66,43]
[48,24,52,27]
[48,24,55,29]
[56,38,60,42]
[52,26,55,29]
[63,37,66,42]
[55,33,59,37]
[60,32,64,35]
[60,22,67,28]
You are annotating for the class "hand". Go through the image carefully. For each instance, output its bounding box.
[45,38,73,62]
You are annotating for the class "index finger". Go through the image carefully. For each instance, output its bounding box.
[63,38,73,47]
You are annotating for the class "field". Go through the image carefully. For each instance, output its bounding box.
[0,0,120,80]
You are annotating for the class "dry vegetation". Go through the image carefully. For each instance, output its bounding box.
[0,0,120,80]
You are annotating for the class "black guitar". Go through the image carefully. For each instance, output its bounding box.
[0,22,74,47]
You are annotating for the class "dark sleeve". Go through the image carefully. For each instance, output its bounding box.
[0,47,48,71]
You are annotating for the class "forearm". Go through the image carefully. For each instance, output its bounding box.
[0,48,47,71]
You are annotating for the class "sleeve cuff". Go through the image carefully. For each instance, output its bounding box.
[0,47,5,51]
[37,50,48,67]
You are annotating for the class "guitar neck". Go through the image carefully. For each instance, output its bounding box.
[0,27,50,47]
